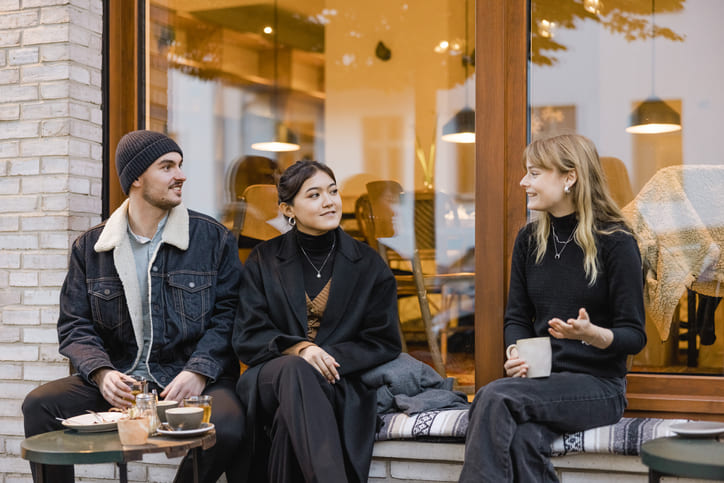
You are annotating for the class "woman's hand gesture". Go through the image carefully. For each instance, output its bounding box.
[300,345,340,383]
[504,345,529,378]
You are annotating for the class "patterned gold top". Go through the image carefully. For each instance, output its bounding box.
[305,279,331,341]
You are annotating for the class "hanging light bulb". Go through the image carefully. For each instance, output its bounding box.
[252,0,300,152]
[626,0,681,134]
[442,0,475,144]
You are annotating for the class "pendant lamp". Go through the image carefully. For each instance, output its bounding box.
[251,0,300,152]
[441,0,475,144]
[626,0,681,134]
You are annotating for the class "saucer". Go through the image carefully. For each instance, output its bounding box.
[156,422,214,438]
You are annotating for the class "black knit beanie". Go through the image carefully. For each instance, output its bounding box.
[115,130,183,194]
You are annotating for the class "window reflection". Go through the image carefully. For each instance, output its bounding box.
[530,0,724,375]
[147,0,476,389]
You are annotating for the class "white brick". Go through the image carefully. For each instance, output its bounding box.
[0,399,22,417]
[42,157,70,173]
[0,160,7,175]
[147,464,180,482]
[0,453,30,471]
[0,140,20,157]
[0,290,22,305]
[0,29,21,48]
[71,6,101,34]
[69,194,100,213]
[0,269,8,287]
[0,235,38,250]
[23,288,62,305]
[68,158,101,177]
[24,0,71,7]
[75,462,117,479]
[69,138,90,156]
[0,215,20,231]
[90,180,102,197]
[20,137,69,156]
[70,215,94,231]
[0,251,21,269]
[70,81,101,104]
[0,196,38,213]
[89,106,101,125]
[22,100,69,119]
[70,44,101,68]
[41,5,71,24]
[22,215,68,231]
[2,308,40,325]
[39,345,64,363]
[0,120,39,140]
[0,177,21,194]
[0,67,20,84]
[21,63,70,82]
[69,101,89,120]
[0,103,20,120]
[69,64,90,84]
[69,22,90,47]
[23,327,58,344]
[68,176,89,194]
[8,47,39,65]
[0,364,23,380]
[24,362,68,381]
[40,81,69,99]
[41,118,70,137]
[40,43,70,61]
[9,271,38,286]
[23,254,67,269]
[2,85,38,102]
[23,24,70,45]
[43,308,60,325]
[0,345,38,362]
[70,119,101,141]
[0,11,38,29]
[0,327,20,342]
[39,232,70,250]
[42,194,69,211]
[39,269,67,286]
[9,159,40,175]
[0,1,20,12]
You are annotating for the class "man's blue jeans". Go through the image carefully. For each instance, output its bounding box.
[459,372,626,483]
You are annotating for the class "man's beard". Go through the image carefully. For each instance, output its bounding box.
[142,183,182,211]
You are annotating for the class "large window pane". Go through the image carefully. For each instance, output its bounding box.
[530,0,724,375]
[147,0,476,390]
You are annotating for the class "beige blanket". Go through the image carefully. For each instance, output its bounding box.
[623,165,724,341]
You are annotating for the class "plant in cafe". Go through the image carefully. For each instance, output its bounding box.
[416,129,436,191]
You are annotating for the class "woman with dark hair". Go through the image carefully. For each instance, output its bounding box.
[232,160,402,482]
[459,134,647,482]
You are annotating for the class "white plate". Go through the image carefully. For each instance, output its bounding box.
[62,412,124,433]
[157,422,214,438]
[669,421,724,437]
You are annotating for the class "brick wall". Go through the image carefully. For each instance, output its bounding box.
[0,1,103,481]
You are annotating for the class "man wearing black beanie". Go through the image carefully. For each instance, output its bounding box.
[22,130,246,483]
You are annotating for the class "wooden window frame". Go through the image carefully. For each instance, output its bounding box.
[107,0,724,418]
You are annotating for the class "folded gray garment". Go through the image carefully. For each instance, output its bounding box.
[361,353,470,414]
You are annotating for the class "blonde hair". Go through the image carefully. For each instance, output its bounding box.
[524,134,630,285]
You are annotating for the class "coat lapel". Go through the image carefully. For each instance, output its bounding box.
[276,231,308,333]
[316,229,362,344]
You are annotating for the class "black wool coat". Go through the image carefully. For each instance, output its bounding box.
[232,227,402,482]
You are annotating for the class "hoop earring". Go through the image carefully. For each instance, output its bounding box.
[288,217,296,227]
[564,185,570,194]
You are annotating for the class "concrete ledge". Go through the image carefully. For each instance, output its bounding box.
[369,441,710,483]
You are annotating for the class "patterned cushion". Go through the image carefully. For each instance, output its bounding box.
[375,411,686,456]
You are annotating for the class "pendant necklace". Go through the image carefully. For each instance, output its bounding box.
[551,225,576,260]
[300,239,336,278]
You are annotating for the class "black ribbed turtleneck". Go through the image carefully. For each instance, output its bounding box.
[295,229,336,298]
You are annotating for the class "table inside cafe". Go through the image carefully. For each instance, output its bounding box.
[21,426,215,483]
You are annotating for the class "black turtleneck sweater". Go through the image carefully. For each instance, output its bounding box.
[504,213,647,378]
[295,229,336,299]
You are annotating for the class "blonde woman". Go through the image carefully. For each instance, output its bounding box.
[459,134,647,482]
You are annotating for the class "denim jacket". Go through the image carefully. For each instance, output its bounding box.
[58,200,242,387]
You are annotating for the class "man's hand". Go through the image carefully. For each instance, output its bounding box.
[300,345,340,383]
[92,368,135,408]
[160,370,207,402]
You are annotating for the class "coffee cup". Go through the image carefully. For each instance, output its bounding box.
[156,400,179,423]
[165,407,203,431]
[506,336,552,378]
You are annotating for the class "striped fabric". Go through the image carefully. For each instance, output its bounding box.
[375,411,686,456]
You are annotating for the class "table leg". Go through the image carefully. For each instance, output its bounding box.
[648,468,662,483]
[118,462,128,483]
[30,462,45,483]
[191,447,199,483]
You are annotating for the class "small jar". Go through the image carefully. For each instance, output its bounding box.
[135,393,159,435]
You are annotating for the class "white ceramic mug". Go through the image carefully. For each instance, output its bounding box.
[506,336,552,378]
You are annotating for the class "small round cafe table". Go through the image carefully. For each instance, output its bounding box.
[21,428,215,483]
[640,436,724,482]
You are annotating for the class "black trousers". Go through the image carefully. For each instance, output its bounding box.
[22,375,245,483]
[258,355,348,483]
